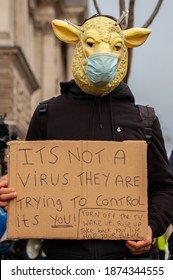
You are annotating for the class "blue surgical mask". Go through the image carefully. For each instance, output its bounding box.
[86,53,118,87]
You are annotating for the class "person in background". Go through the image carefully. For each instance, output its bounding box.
[168,150,173,259]
[152,234,166,259]
[168,221,173,260]
[0,207,7,240]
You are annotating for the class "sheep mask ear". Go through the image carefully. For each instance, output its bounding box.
[123,28,151,48]
[51,19,82,44]
[52,19,151,47]
[52,18,151,96]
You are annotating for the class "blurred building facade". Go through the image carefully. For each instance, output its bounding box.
[0,0,88,139]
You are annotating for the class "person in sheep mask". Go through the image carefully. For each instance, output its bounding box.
[1,14,173,260]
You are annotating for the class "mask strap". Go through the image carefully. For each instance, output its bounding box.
[120,40,127,61]
[80,37,88,61]
[78,55,86,74]
[77,37,89,74]
[64,19,84,33]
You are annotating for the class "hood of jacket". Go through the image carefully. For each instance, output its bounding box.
[60,79,135,103]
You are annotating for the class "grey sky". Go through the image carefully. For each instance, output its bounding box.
[88,0,173,155]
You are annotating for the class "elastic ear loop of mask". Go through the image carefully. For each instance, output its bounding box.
[77,36,88,75]
[118,34,128,70]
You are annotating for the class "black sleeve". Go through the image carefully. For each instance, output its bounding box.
[147,116,173,237]
[25,106,44,140]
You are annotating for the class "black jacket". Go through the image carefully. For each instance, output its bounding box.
[26,80,173,259]
[169,149,173,172]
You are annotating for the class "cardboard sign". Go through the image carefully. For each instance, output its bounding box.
[7,140,148,240]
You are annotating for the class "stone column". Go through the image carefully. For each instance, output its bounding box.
[0,0,14,46]
[41,22,56,100]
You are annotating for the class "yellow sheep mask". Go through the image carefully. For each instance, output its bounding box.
[52,15,151,96]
